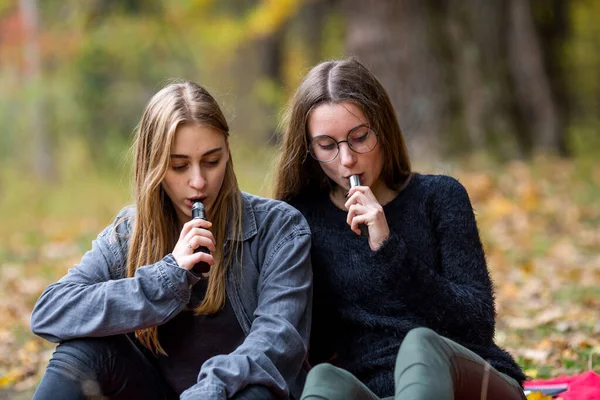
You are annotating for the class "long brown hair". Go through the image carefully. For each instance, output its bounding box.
[274,57,412,201]
[126,81,242,354]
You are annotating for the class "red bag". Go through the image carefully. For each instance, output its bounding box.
[524,371,600,399]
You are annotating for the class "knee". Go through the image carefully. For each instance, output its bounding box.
[305,363,341,384]
[403,327,441,348]
[396,327,445,367]
[302,364,362,400]
[48,336,130,379]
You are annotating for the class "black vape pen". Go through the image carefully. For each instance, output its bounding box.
[349,175,369,238]
[192,201,211,274]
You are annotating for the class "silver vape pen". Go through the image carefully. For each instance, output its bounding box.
[349,175,369,238]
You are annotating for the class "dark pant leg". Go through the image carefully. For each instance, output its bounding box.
[33,335,177,400]
[394,327,526,400]
[230,385,280,400]
[300,363,383,400]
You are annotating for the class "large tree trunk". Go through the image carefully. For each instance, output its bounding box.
[297,0,332,65]
[20,0,55,180]
[342,0,447,161]
[508,0,563,155]
[445,0,528,158]
[531,0,570,156]
[257,26,286,145]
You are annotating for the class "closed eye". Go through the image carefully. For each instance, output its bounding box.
[352,132,369,143]
[318,143,337,150]
[204,158,221,167]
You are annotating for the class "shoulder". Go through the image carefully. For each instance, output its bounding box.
[412,174,478,225]
[98,206,135,247]
[242,192,310,237]
[409,173,470,200]
[411,173,464,190]
[286,190,329,219]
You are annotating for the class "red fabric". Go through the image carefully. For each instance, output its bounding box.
[524,372,600,399]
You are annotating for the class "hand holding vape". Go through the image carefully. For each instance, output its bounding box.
[192,201,211,274]
[349,175,369,238]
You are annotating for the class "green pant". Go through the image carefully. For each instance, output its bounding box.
[301,327,526,400]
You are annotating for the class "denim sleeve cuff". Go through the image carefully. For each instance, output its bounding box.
[180,384,226,400]
[163,253,202,283]
[157,254,198,302]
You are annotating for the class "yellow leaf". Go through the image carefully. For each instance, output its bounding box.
[487,195,514,220]
[0,367,23,388]
[527,391,553,400]
[525,368,538,378]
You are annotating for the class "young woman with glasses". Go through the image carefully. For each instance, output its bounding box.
[30,81,312,400]
[274,58,526,400]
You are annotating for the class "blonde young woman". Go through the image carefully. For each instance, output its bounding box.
[274,58,526,400]
[31,81,312,400]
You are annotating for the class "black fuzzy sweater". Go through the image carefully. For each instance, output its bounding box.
[289,173,525,397]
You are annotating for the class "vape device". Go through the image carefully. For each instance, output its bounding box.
[349,175,369,238]
[192,201,211,274]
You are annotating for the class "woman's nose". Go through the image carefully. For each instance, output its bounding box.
[338,143,356,167]
[189,168,206,189]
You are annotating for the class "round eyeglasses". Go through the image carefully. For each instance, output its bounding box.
[308,126,379,162]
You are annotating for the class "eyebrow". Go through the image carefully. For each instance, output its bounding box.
[313,123,369,137]
[170,147,224,158]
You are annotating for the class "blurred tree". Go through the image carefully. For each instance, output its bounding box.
[74,0,166,162]
[508,0,565,156]
[342,0,447,161]
[444,0,525,158]
[563,0,600,156]
[296,0,336,66]
[19,0,55,180]
[2,0,598,172]
[256,24,286,144]
[532,0,570,156]
[339,0,569,160]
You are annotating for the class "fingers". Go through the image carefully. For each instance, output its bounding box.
[346,191,389,245]
[179,218,212,240]
[344,187,377,210]
[184,228,216,252]
[173,219,217,270]
[179,251,216,271]
[347,203,369,233]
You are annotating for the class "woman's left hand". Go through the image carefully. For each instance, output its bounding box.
[345,186,390,251]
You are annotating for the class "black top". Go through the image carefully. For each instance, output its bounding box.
[290,173,525,397]
[156,280,245,395]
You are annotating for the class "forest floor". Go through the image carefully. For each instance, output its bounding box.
[1,154,599,398]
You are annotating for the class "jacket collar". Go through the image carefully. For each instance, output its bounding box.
[226,192,257,243]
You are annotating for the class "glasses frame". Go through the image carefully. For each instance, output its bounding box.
[307,124,379,163]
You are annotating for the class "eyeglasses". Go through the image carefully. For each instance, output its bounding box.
[307,125,379,162]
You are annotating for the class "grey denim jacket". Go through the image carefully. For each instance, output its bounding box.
[30,192,313,400]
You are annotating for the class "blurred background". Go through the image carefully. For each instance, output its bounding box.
[1,0,599,397]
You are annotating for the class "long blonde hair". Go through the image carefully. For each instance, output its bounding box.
[127,81,242,354]
[274,57,412,201]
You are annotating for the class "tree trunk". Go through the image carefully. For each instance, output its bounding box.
[257,26,286,145]
[342,0,447,161]
[531,0,570,156]
[445,0,528,159]
[20,0,55,180]
[507,0,563,155]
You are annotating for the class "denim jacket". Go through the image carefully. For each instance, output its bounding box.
[31,192,313,400]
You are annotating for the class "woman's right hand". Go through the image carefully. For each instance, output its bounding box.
[172,218,217,271]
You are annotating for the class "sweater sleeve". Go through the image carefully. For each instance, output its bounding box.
[406,176,496,345]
